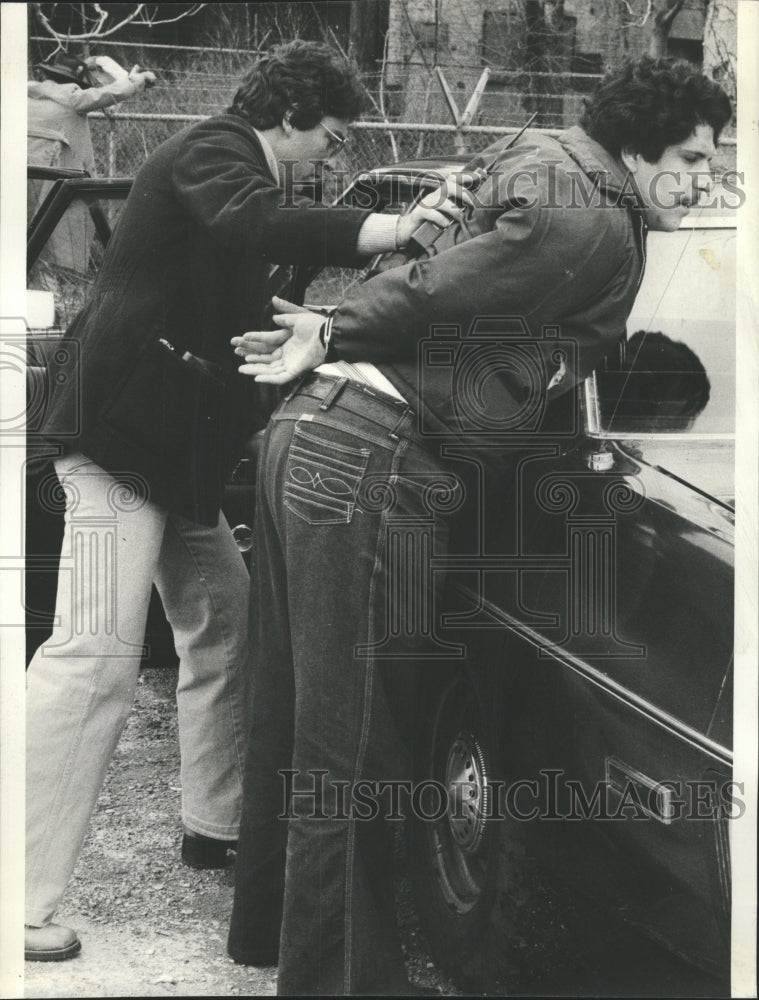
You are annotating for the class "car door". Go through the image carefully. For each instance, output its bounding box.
[479,212,735,970]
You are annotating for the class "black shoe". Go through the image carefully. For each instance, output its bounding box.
[228,946,279,967]
[181,832,237,870]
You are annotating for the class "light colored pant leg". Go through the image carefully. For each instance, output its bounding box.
[25,454,166,926]
[156,512,249,839]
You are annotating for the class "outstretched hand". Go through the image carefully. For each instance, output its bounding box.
[395,174,479,247]
[232,296,327,384]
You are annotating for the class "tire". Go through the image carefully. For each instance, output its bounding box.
[406,668,515,992]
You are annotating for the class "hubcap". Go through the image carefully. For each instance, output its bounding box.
[445,731,490,854]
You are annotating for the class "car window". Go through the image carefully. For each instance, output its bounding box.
[591,220,736,437]
[27,186,128,331]
[303,265,371,311]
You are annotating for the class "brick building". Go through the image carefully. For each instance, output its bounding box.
[382,0,717,128]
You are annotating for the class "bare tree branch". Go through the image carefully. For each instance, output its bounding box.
[617,0,654,27]
[32,3,207,43]
[140,5,207,28]
[327,25,400,162]
[656,0,687,32]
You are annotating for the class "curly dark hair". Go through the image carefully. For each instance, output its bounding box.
[227,40,367,130]
[580,56,732,162]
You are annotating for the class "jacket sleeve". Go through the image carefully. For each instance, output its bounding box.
[329,199,626,363]
[31,79,140,113]
[171,118,372,268]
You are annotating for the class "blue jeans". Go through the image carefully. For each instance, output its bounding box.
[228,374,462,995]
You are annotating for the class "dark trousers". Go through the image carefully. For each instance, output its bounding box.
[228,374,460,995]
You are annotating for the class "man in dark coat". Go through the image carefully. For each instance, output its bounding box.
[25,40,463,963]
[226,57,732,994]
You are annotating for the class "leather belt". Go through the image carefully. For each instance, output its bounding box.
[279,372,420,444]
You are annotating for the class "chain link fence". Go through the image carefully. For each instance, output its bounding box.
[88,114,561,184]
[32,36,738,186]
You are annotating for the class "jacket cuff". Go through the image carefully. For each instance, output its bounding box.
[319,314,339,362]
[355,213,399,255]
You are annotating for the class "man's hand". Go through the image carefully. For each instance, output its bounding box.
[395,174,480,247]
[232,297,327,384]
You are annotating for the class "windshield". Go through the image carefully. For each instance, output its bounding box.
[590,222,735,438]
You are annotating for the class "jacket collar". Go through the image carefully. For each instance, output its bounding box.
[558,125,643,210]
[251,128,280,184]
[213,113,279,183]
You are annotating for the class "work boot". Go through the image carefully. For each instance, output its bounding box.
[24,923,81,962]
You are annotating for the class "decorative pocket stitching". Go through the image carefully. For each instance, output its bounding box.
[283,422,370,526]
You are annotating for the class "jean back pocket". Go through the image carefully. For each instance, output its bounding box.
[283,420,370,525]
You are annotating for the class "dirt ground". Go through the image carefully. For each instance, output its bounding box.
[22,667,727,998]
[22,667,457,999]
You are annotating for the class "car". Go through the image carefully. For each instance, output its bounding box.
[286,163,736,992]
[24,157,735,991]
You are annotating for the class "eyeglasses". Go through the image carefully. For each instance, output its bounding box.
[320,121,348,155]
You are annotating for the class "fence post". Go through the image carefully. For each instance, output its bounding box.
[435,66,491,155]
[434,67,466,154]
[107,124,116,179]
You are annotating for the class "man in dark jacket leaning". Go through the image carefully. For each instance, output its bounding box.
[24,40,464,963]
[227,57,732,994]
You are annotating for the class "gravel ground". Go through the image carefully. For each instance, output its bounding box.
[23,667,457,999]
[23,667,727,998]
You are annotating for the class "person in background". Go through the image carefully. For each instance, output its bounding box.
[28,51,156,280]
[24,40,464,964]
[28,50,156,176]
[226,56,732,995]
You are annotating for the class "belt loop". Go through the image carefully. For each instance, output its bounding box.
[387,407,412,442]
[319,376,349,411]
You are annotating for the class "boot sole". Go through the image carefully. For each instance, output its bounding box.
[25,938,82,962]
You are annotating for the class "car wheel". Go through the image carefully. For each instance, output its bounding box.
[406,668,516,991]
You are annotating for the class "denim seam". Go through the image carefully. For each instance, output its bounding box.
[343,435,409,994]
[283,497,353,526]
[292,423,371,461]
[290,444,368,473]
[274,410,408,453]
